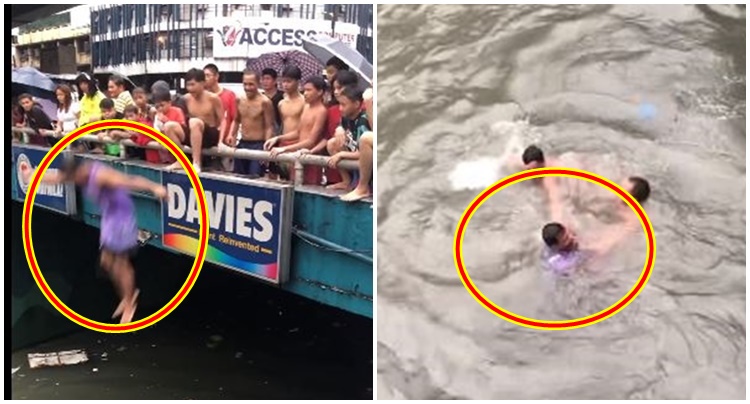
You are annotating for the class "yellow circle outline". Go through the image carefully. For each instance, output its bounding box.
[21,119,209,333]
[454,167,656,330]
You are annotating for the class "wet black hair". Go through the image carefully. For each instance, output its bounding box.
[542,222,565,248]
[185,68,206,83]
[522,145,545,165]
[261,68,278,79]
[305,76,328,92]
[326,56,349,71]
[132,87,146,96]
[18,93,33,102]
[628,176,651,203]
[339,86,364,103]
[281,65,302,81]
[100,98,115,110]
[333,70,359,88]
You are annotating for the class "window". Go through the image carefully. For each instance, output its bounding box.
[179,5,191,22]
[79,38,91,54]
[180,32,191,59]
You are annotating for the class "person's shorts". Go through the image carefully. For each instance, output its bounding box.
[234,140,266,177]
[185,124,220,149]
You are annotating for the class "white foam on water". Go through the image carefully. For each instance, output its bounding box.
[448,124,528,191]
[448,158,504,191]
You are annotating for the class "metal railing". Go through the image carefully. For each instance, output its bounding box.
[11,127,359,187]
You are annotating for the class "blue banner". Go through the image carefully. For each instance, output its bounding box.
[12,145,75,215]
[161,172,291,284]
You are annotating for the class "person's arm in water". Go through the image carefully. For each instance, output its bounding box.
[589,212,641,256]
[544,176,566,224]
[96,167,167,199]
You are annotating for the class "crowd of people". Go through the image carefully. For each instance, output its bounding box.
[13,57,373,202]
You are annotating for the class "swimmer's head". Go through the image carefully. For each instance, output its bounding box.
[542,222,577,252]
[624,176,651,204]
[522,145,545,169]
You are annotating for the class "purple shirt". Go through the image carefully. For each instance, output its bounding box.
[85,162,138,253]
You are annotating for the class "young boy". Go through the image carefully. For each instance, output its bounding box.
[97,98,124,156]
[326,86,373,201]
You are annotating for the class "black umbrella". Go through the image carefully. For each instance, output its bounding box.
[12,67,57,99]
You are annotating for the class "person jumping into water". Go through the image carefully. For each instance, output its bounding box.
[43,159,168,323]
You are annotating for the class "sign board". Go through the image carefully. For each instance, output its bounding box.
[213,17,360,59]
[161,172,293,284]
[12,144,77,215]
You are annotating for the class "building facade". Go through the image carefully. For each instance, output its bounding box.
[90,4,373,87]
[14,6,92,74]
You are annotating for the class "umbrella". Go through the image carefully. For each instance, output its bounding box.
[247,50,324,86]
[97,71,137,93]
[34,98,59,122]
[12,67,57,98]
[302,34,372,86]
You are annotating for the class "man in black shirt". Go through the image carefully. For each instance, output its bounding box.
[18,93,55,146]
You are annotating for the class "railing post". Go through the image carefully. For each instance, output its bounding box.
[294,160,304,186]
[119,142,127,158]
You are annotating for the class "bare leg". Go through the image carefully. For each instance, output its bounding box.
[341,132,373,202]
[188,118,205,171]
[326,138,350,190]
[164,122,186,171]
[110,254,139,324]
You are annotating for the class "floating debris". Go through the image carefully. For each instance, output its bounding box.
[116,346,127,352]
[28,350,88,369]
[288,328,299,333]
[92,368,99,373]
[12,367,20,375]
[234,352,243,359]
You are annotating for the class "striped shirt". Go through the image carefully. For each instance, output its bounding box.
[114,91,135,114]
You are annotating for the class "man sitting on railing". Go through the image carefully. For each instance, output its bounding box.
[164,68,233,174]
[326,86,373,202]
[266,76,329,185]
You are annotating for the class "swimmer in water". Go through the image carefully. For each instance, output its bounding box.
[43,159,168,323]
[541,173,651,273]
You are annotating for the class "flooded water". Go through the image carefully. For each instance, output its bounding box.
[377,4,745,400]
[11,204,372,400]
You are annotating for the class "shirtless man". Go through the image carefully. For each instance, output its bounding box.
[164,68,230,174]
[266,76,328,159]
[203,63,237,146]
[230,69,274,178]
[263,66,305,178]
[539,166,651,275]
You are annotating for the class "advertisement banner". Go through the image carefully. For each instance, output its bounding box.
[213,17,361,59]
[12,144,76,215]
[161,172,293,284]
